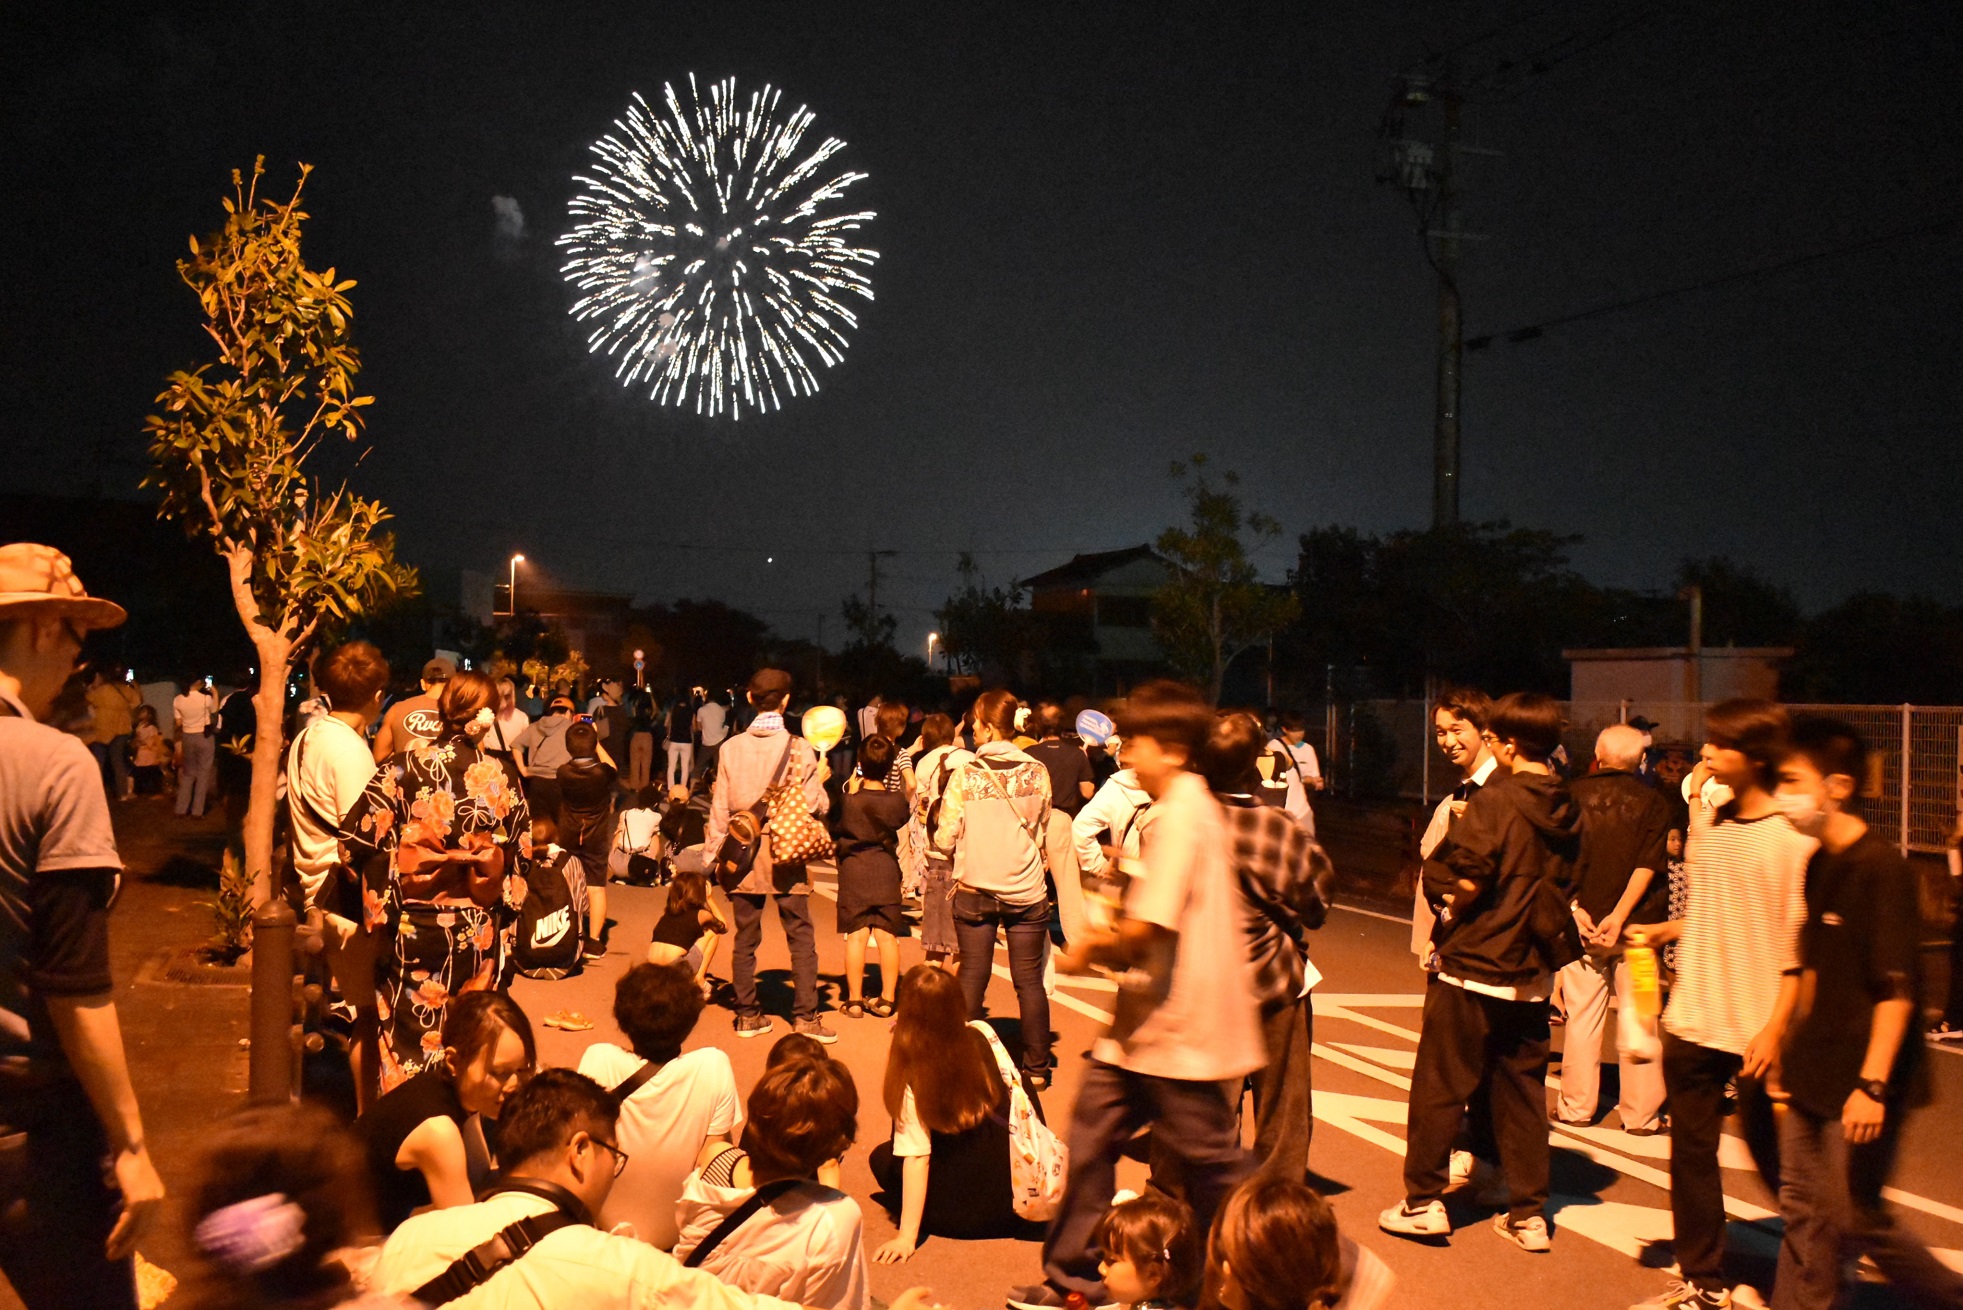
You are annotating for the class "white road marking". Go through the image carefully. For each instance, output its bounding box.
[1330,902,1418,926]
[1327,1042,1418,1071]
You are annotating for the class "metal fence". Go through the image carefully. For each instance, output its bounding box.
[1306,700,1963,856]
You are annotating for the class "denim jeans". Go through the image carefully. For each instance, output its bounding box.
[953,887,1052,1075]
[730,892,819,1021]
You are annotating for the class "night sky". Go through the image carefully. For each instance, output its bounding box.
[4,2,1958,652]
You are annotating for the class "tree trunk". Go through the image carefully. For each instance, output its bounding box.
[244,638,293,907]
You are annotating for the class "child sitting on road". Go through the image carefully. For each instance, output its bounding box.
[649,869,728,993]
[674,1054,869,1310]
[1206,1175,1394,1310]
[837,734,909,1018]
[1097,1192,1200,1310]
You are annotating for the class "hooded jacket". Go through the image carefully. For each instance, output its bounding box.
[1422,769,1581,986]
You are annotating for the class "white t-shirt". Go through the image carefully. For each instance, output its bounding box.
[696,703,729,747]
[674,1162,869,1310]
[1286,738,1321,781]
[172,688,216,733]
[890,1087,932,1158]
[1093,770,1265,1082]
[371,1189,800,1310]
[285,717,379,903]
[489,707,531,754]
[576,1043,742,1250]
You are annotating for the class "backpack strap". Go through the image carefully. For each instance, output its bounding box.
[682,1178,805,1269]
[411,1181,590,1306]
[609,1059,661,1108]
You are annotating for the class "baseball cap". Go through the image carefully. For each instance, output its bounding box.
[421,657,457,683]
[747,667,792,698]
[0,544,126,630]
[549,695,576,712]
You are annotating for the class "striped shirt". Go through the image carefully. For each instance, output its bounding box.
[1661,796,1812,1055]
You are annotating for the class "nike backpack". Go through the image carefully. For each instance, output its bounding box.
[515,850,585,979]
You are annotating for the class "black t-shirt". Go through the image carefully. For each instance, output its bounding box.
[1568,770,1672,923]
[1783,831,1928,1118]
[1026,739,1094,817]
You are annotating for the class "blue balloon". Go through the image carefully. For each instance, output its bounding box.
[1074,708,1115,746]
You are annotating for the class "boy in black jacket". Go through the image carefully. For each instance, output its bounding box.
[1381,692,1579,1254]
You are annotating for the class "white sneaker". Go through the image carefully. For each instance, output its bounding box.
[1728,1287,1767,1309]
[1448,1151,1509,1208]
[1110,1189,1141,1206]
[1491,1212,1550,1252]
[1449,1149,1476,1185]
[1378,1198,1450,1238]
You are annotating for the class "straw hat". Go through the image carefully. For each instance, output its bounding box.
[0,544,127,630]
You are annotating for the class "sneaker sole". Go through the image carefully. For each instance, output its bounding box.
[734,1020,774,1038]
[1491,1213,1550,1252]
[1378,1209,1450,1239]
[799,1029,840,1045]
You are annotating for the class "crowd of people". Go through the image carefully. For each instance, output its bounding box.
[2,541,1961,1310]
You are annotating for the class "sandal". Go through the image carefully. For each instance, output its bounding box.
[546,1010,594,1032]
[865,997,895,1018]
[842,1000,865,1019]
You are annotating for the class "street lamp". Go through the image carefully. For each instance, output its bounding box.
[507,554,525,617]
[926,631,940,671]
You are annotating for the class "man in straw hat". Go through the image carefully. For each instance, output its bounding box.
[0,543,165,1308]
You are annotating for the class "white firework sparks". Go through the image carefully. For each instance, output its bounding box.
[557,75,878,419]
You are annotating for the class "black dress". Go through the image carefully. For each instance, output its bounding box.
[354,1067,467,1232]
[869,1043,1042,1241]
[836,789,910,936]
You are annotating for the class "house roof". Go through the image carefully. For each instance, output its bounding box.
[1018,545,1164,590]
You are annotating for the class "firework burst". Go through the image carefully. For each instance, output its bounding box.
[557,75,878,420]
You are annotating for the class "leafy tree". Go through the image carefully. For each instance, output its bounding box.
[840,593,898,652]
[145,159,415,902]
[935,553,1037,682]
[1151,456,1300,703]
[1673,557,1802,648]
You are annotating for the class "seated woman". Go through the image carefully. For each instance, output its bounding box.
[647,869,727,990]
[353,991,534,1233]
[675,1054,869,1310]
[868,965,1041,1261]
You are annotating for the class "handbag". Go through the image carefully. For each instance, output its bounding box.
[763,741,834,865]
[968,1021,1067,1221]
[713,740,793,893]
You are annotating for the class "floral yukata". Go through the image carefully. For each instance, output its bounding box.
[341,730,530,1091]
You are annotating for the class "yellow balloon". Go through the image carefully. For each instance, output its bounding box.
[802,705,847,754]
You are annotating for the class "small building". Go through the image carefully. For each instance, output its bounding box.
[1019,545,1171,693]
[1562,644,1793,742]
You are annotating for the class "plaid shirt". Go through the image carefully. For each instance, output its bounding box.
[1218,794,1331,1008]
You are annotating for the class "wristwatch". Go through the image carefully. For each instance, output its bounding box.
[1858,1077,1890,1102]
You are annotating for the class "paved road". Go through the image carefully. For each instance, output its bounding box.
[517,871,1963,1310]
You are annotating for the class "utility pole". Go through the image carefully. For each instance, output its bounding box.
[1381,64,1483,530]
[866,549,896,631]
[1432,80,1463,529]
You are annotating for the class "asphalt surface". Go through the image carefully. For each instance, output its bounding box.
[513,868,1963,1310]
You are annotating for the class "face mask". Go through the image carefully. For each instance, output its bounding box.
[1773,790,1828,836]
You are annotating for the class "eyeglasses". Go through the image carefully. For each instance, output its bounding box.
[591,1138,630,1179]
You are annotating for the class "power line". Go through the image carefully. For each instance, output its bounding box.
[1465,214,1963,351]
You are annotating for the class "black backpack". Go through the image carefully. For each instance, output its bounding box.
[515,850,583,978]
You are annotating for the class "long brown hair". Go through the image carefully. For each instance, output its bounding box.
[1204,1176,1341,1310]
[882,964,1002,1133]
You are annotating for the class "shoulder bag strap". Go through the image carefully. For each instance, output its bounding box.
[411,1211,582,1305]
[610,1059,661,1108]
[972,759,1045,848]
[682,1178,805,1269]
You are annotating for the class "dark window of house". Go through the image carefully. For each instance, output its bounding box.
[1097,595,1153,627]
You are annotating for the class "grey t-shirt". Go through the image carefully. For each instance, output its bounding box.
[0,693,122,1075]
